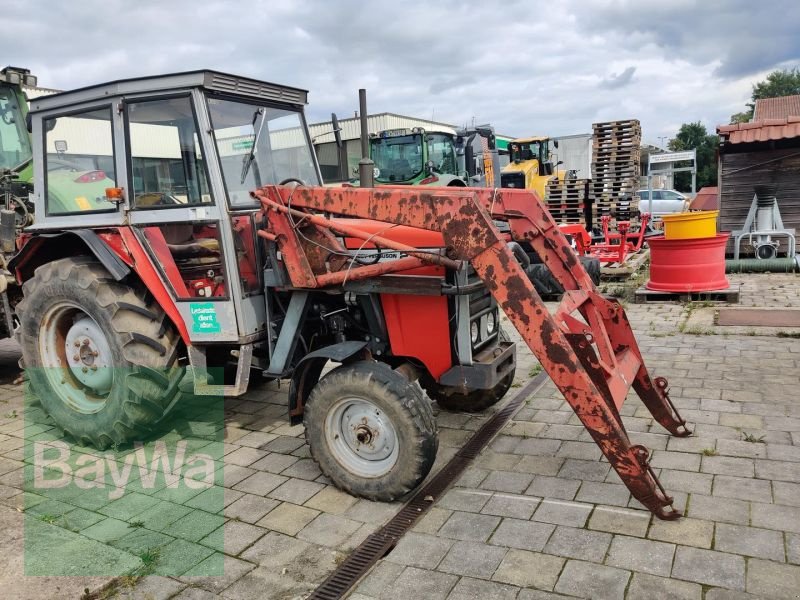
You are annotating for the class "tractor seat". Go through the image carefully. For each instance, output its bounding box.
[161,224,220,262]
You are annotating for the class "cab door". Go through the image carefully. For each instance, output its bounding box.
[124,92,241,343]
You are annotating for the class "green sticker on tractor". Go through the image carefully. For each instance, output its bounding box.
[190,302,221,333]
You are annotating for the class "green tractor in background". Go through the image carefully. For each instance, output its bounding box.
[0,66,114,338]
[0,67,37,224]
[367,128,468,186]
[1,66,114,216]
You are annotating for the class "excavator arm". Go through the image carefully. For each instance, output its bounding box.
[253,184,691,519]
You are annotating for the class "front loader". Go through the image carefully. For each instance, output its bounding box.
[14,70,689,519]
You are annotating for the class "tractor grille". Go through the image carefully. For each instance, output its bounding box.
[501,172,525,189]
[464,268,499,352]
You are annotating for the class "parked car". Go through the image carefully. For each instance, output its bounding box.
[637,189,688,220]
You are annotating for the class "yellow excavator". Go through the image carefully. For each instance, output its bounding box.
[500,136,565,199]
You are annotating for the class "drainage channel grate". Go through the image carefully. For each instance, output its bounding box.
[307,370,550,600]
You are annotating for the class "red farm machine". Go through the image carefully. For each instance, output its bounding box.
[8,71,689,518]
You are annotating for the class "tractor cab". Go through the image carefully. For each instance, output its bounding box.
[0,67,37,228]
[23,71,320,394]
[0,68,34,173]
[367,128,465,186]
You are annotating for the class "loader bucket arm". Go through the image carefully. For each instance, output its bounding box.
[252,185,690,519]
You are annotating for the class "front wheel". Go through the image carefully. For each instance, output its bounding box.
[422,328,516,413]
[304,361,438,501]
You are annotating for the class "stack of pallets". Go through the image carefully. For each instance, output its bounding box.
[591,119,641,222]
[545,178,591,225]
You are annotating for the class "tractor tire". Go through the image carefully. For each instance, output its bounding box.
[525,256,601,297]
[422,328,516,413]
[425,373,514,413]
[16,256,183,449]
[304,360,437,501]
[581,256,602,286]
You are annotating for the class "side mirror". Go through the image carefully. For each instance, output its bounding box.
[426,159,435,173]
[553,140,559,149]
[556,160,564,166]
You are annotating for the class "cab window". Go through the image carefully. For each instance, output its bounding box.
[426,134,456,174]
[0,85,32,169]
[128,96,212,208]
[44,107,116,215]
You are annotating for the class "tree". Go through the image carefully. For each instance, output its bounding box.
[752,68,800,100]
[667,122,718,191]
[729,68,800,123]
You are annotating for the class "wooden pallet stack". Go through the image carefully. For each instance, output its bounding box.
[545,178,591,225]
[591,119,641,221]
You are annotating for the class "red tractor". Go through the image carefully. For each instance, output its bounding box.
[12,71,689,518]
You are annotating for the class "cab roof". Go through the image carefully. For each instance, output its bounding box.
[29,70,309,114]
[511,136,550,144]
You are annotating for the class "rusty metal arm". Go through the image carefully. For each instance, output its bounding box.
[252,184,690,519]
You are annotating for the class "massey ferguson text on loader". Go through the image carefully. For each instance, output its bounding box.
[13,71,689,519]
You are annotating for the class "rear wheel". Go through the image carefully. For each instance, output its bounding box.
[304,361,437,501]
[16,257,183,449]
[423,328,516,413]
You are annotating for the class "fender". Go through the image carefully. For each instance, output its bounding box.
[287,340,368,425]
[116,227,190,343]
[10,229,130,282]
[432,174,466,187]
[11,227,190,344]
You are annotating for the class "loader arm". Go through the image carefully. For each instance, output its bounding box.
[253,184,691,519]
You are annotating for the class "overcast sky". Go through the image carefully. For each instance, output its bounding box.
[5,0,799,144]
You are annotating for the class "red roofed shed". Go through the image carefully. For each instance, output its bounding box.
[716,101,800,255]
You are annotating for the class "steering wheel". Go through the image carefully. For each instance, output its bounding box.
[135,192,180,207]
[278,178,305,186]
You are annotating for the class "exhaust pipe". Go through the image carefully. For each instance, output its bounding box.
[331,113,348,182]
[357,89,374,188]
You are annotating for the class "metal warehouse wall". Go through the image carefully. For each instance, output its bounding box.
[551,133,592,178]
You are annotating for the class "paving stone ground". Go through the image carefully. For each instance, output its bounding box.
[1,272,799,599]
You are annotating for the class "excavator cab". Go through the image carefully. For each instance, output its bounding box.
[502,136,564,199]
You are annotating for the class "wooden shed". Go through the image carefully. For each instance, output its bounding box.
[717,111,800,256]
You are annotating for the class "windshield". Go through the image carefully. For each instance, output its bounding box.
[206,97,319,205]
[426,133,457,175]
[371,134,423,182]
[0,84,32,170]
[511,142,542,163]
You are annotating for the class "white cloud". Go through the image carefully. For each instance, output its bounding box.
[3,0,798,142]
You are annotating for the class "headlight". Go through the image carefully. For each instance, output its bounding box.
[486,311,496,334]
[470,321,479,344]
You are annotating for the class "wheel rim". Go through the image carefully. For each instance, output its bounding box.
[39,303,114,414]
[324,397,399,478]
